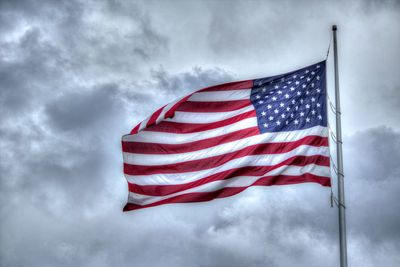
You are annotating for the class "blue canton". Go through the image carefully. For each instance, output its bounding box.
[251,61,327,134]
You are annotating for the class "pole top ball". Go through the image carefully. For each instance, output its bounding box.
[332,25,337,31]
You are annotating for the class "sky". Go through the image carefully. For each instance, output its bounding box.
[1,0,399,266]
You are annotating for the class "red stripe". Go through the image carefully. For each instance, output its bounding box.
[128,81,252,134]
[146,105,166,127]
[164,95,192,118]
[128,155,329,196]
[123,173,331,211]
[145,109,256,133]
[129,95,194,135]
[199,80,253,92]
[176,100,251,113]
[124,136,329,175]
[130,123,141,135]
[122,127,260,154]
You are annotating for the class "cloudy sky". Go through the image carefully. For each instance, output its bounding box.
[1,0,399,266]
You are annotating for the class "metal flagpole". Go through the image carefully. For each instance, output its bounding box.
[332,25,348,267]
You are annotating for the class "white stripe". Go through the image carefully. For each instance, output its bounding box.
[138,119,150,131]
[188,89,251,102]
[123,126,328,166]
[122,117,258,144]
[170,105,253,124]
[127,164,330,205]
[124,144,330,185]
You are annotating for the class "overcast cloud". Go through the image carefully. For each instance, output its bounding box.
[1,0,399,266]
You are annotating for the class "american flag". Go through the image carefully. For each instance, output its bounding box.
[122,61,331,211]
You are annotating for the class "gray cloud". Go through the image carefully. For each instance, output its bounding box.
[45,84,119,132]
[0,27,63,115]
[344,127,400,246]
[1,0,400,267]
[150,65,235,94]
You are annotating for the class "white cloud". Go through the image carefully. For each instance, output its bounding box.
[1,0,399,266]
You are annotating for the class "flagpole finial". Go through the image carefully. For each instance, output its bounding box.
[332,25,337,31]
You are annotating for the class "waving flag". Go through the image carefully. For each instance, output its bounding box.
[122,61,331,211]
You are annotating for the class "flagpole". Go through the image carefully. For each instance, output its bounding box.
[332,25,348,267]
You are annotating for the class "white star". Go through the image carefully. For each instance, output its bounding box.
[283,85,287,88]
[311,97,316,102]
[280,102,284,107]
[267,104,272,109]
[300,112,304,116]
[306,104,310,109]
[269,116,274,121]
[295,106,299,110]
[274,109,279,114]
[290,113,294,118]
[307,77,311,82]
[293,74,297,78]
[317,103,321,107]
[306,117,310,122]
[318,115,322,120]
[286,107,290,111]
[275,85,279,89]
[286,120,289,125]
[261,111,266,116]
[294,119,299,124]
[290,86,295,91]
[300,76,304,79]
[316,75,320,80]
[278,90,282,94]
[295,81,300,85]
[285,94,290,98]
[300,99,304,104]
[291,99,296,104]
[281,113,286,118]
[305,70,310,74]
[262,87,267,92]
[302,84,306,88]
[272,96,277,101]
[256,95,260,99]
[276,120,281,125]
[281,78,285,82]
[259,100,264,104]
[311,71,315,75]
[264,95,268,98]
[306,90,309,95]
[297,91,301,96]
[316,65,320,68]
[263,123,268,127]
[311,83,315,88]
[311,110,316,115]
[316,88,321,93]
[287,81,292,84]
